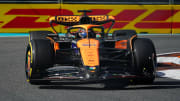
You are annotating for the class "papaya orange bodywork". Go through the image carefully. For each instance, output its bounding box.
[115,40,128,49]
[46,37,60,51]
[54,42,60,51]
[130,35,137,51]
[77,39,100,66]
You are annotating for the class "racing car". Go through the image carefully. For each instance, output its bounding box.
[25,10,157,88]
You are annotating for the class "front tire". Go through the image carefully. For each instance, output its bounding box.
[133,38,157,84]
[25,39,54,85]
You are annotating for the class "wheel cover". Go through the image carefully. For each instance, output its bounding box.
[143,54,156,78]
[25,50,32,82]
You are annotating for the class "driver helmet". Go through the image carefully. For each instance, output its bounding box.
[78,29,87,38]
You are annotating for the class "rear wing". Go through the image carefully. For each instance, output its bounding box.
[49,15,115,26]
[49,15,115,34]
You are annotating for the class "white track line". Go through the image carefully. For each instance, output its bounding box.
[157,52,180,65]
[157,51,180,56]
[157,69,180,80]
[156,52,180,80]
[157,57,180,65]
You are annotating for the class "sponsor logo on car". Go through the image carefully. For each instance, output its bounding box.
[82,44,96,46]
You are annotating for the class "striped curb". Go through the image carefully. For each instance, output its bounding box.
[157,52,180,80]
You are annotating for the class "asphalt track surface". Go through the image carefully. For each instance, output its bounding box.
[0,35,180,101]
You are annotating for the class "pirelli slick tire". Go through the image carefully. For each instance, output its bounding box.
[29,31,53,41]
[133,38,157,84]
[25,39,54,85]
[113,30,137,39]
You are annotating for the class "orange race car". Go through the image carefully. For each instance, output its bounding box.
[25,10,157,88]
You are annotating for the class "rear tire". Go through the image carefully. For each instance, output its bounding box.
[25,39,54,85]
[113,30,137,40]
[133,38,157,84]
[29,31,54,41]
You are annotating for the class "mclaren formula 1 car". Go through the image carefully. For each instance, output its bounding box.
[25,10,157,88]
